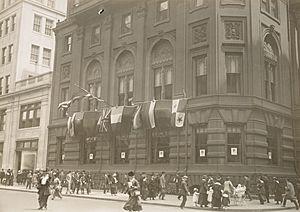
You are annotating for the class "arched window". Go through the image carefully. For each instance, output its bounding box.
[86,60,101,111]
[116,51,134,106]
[264,35,278,102]
[151,40,174,100]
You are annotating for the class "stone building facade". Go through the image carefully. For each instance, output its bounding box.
[48,0,299,182]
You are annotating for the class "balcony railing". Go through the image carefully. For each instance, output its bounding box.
[15,72,52,91]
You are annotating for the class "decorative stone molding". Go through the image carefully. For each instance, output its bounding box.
[192,23,207,44]
[137,1,146,18]
[224,21,243,40]
[116,50,135,74]
[104,15,112,30]
[151,39,174,65]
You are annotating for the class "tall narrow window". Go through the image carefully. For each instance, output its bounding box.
[266,126,280,165]
[2,47,6,64]
[154,69,162,100]
[42,48,51,66]
[157,0,169,22]
[195,126,208,163]
[227,125,242,163]
[118,76,125,106]
[57,137,66,164]
[60,87,69,117]
[264,35,278,102]
[11,15,16,32]
[64,35,72,53]
[5,18,9,34]
[91,25,100,45]
[261,0,278,19]
[121,13,132,34]
[0,22,3,37]
[0,78,3,95]
[45,19,53,36]
[33,15,42,32]
[225,52,242,94]
[0,109,6,131]
[114,136,129,164]
[30,45,39,63]
[86,61,101,111]
[8,44,13,62]
[195,55,207,95]
[5,75,10,93]
[118,75,134,106]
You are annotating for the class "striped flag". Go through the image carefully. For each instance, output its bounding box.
[97,108,111,133]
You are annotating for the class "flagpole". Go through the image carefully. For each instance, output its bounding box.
[176,128,180,172]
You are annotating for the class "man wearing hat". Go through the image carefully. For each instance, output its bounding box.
[273,177,283,204]
[179,175,190,209]
[198,175,208,207]
[283,178,299,210]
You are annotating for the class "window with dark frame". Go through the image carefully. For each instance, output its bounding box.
[157,0,169,23]
[227,125,242,163]
[5,75,9,93]
[83,137,96,164]
[266,126,280,165]
[0,109,6,131]
[45,19,53,36]
[195,126,208,163]
[57,137,66,164]
[19,102,41,129]
[0,22,3,37]
[30,44,39,63]
[8,44,13,62]
[0,78,3,95]
[114,135,129,164]
[64,35,72,53]
[42,48,51,66]
[11,14,16,32]
[33,15,41,32]
[5,18,9,34]
[60,87,69,117]
[194,54,207,96]
[91,25,100,45]
[118,74,133,106]
[154,66,173,100]
[225,52,242,94]
[16,140,38,150]
[261,0,278,19]
[2,47,6,64]
[150,131,170,164]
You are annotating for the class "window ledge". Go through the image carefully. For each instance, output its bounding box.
[62,51,72,56]
[119,31,133,38]
[154,18,170,27]
[189,5,208,13]
[261,10,280,25]
[89,43,101,48]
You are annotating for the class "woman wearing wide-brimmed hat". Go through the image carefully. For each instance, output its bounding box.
[123,171,143,212]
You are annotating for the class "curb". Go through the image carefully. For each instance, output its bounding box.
[0,187,295,212]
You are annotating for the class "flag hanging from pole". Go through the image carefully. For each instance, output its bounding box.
[172,98,188,127]
[110,106,136,134]
[97,108,111,133]
[154,100,172,130]
[149,100,156,129]
[133,105,142,130]
[111,106,124,124]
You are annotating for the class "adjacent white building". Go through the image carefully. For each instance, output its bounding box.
[0,0,67,171]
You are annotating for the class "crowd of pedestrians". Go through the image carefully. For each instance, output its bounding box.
[0,168,300,211]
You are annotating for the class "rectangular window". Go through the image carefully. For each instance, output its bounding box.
[0,109,6,131]
[261,0,269,12]
[91,25,100,44]
[0,22,3,37]
[267,126,279,165]
[5,18,9,34]
[195,126,208,163]
[114,136,129,164]
[118,76,125,106]
[0,78,3,95]
[87,82,101,111]
[33,15,42,32]
[121,13,132,34]
[8,44,13,62]
[11,15,16,32]
[164,66,172,99]
[127,75,134,106]
[45,19,53,36]
[1,47,6,64]
[42,48,51,66]
[225,52,242,94]
[47,0,55,8]
[154,68,162,100]
[195,55,207,96]
[30,45,39,63]
[227,126,242,163]
[64,35,72,52]
[270,0,278,18]
[151,132,170,164]
[5,75,9,93]
[19,102,41,129]
[157,0,169,22]
[57,137,66,164]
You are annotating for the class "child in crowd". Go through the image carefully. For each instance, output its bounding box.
[192,188,199,207]
[222,190,230,208]
[207,187,213,205]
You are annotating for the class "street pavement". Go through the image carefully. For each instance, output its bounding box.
[0,185,297,212]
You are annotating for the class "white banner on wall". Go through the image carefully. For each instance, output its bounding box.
[199,149,206,157]
[159,151,164,158]
[231,147,238,156]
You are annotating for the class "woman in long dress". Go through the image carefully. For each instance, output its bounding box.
[37,172,51,210]
[123,171,143,212]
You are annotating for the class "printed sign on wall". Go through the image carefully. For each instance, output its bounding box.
[231,147,238,156]
[121,152,126,159]
[199,149,206,157]
[159,151,164,158]
[89,153,94,160]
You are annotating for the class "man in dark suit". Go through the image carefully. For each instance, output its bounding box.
[179,175,190,209]
[198,175,208,207]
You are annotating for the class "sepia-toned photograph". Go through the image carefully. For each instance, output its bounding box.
[0,0,300,211]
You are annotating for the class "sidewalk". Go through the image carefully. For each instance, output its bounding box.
[0,185,296,211]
